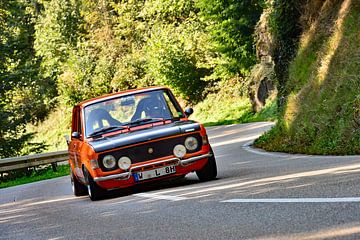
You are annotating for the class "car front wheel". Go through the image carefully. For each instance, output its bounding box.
[71,170,87,196]
[84,168,106,201]
[196,148,217,181]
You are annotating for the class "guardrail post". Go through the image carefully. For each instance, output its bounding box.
[25,166,31,177]
[51,162,58,172]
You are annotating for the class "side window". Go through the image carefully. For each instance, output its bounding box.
[72,107,81,134]
[163,92,181,118]
[77,110,82,136]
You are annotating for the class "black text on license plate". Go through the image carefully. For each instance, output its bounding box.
[133,165,176,181]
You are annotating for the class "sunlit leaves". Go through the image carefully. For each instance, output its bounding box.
[0,0,48,157]
[196,0,263,77]
[1,0,264,157]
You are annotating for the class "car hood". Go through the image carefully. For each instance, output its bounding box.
[88,120,201,153]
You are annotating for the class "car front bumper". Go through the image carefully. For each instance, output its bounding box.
[93,153,212,182]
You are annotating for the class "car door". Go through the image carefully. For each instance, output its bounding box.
[69,107,85,181]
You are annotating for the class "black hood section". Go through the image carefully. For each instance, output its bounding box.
[88,120,201,153]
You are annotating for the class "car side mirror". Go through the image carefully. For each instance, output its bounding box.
[71,132,81,139]
[185,108,194,117]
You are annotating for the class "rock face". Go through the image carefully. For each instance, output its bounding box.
[248,6,277,113]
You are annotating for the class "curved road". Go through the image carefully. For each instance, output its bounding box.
[1,122,360,240]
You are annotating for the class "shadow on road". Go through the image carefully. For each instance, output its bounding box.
[101,176,221,201]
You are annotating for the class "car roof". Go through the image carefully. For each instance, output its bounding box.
[76,86,169,108]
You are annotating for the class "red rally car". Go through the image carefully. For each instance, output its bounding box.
[68,87,217,200]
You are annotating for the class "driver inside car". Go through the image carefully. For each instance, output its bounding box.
[131,94,170,121]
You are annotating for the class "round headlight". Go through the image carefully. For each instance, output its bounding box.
[185,136,198,151]
[173,144,186,158]
[103,155,116,169]
[118,156,132,170]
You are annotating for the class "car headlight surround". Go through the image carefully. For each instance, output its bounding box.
[102,155,116,169]
[184,136,199,151]
[118,156,132,170]
[90,159,99,170]
[202,135,208,145]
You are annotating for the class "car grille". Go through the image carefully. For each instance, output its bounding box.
[98,133,202,171]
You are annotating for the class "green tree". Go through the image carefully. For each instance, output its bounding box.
[0,0,47,158]
[142,0,213,102]
[196,0,264,79]
[35,0,265,106]
[146,23,209,103]
[34,0,82,89]
[58,0,125,104]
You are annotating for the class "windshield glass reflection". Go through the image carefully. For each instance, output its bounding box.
[84,90,183,137]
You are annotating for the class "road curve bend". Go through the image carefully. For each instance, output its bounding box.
[1,122,360,240]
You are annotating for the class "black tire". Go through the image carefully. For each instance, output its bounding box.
[71,170,87,196]
[85,170,106,201]
[196,148,217,181]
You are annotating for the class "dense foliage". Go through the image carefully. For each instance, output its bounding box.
[0,0,263,157]
[32,0,264,104]
[0,0,50,158]
[4,0,356,157]
[197,0,263,78]
[268,0,303,109]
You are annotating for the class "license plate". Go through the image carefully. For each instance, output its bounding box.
[133,165,176,182]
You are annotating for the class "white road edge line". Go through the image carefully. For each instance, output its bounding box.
[134,193,188,201]
[221,197,360,203]
[242,141,285,157]
[242,141,360,159]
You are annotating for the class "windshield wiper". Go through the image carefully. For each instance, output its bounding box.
[129,118,165,126]
[88,125,128,138]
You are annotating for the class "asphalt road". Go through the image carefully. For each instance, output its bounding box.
[1,122,360,240]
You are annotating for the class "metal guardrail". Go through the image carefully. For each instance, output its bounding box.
[0,150,69,173]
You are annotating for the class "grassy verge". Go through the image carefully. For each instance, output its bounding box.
[26,105,72,154]
[255,1,360,155]
[191,91,277,127]
[0,164,70,189]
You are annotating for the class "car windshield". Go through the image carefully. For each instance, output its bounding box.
[83,90,184,137]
